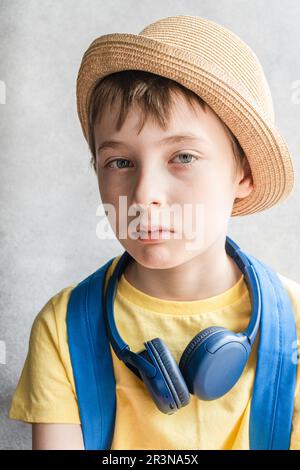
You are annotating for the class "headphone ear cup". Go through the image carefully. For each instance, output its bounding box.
[179,327,250,400]
[147,338,190,408]
[179,326,225,373]
[137,338,190,414]
[135,344,181,414]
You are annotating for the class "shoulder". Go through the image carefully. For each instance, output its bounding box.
[9,256,123,425]
[31,254,122,342]
[276,272,300,329]
[277,271,300,297]
[276,272,300,377]
[30,285,75,344]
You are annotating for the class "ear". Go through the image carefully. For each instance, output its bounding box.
[235,157,254,199]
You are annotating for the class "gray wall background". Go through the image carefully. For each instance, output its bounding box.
[1,0,300,450]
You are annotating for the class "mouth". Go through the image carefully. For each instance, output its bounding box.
[137,225,174,233]
[136,228,173,241]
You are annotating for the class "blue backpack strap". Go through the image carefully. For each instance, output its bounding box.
[66,256,116,450]
[245,254,298,449]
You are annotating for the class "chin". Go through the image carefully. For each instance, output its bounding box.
[126,243,183,269]
[126,241,200,270]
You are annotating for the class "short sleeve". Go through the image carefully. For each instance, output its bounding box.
[8,287,81,424]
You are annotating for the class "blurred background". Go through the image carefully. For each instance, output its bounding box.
[1,0,300,449]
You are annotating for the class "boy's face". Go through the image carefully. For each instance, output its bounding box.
[94,91,252,269]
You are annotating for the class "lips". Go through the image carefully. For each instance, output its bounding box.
[137,225,174,233]
[137,228,174,242]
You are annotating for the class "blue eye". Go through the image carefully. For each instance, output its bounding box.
[107,159,132,169]
[172,153,198,165]
[106,153,198,170]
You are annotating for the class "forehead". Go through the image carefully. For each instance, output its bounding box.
[93,90,227,148]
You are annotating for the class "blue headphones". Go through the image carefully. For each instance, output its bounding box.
[103,236,261,415]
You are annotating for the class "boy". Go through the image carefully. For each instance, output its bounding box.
[8,15,300,450]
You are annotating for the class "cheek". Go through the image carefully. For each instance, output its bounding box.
[98,171,122,203]
[195,162,234,205]
[97,179,120,236]
[204,174,234,240]
[98,170,133,209]
[182,165,233,243]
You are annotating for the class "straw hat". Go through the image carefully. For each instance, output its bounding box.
[76,15,295,217]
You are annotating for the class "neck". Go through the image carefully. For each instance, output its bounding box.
[124,235,243,301]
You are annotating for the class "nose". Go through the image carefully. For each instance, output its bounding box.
[131,165,167,211]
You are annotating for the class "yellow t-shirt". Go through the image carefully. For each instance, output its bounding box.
[8,255,300,450]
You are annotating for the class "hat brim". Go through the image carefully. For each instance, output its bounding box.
[76,33,295,217]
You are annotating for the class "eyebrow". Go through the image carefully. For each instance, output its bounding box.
[97,134,208,154]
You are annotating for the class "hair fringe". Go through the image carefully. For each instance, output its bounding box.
[87,70,247,176]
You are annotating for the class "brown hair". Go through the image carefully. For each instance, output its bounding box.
[87,70,247,176]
